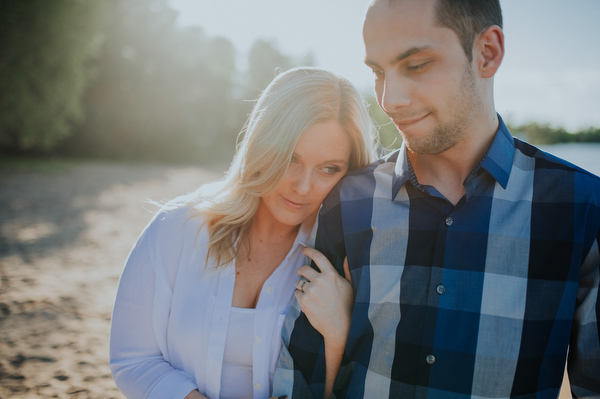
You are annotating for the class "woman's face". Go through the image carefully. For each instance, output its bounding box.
[259,119,352,228]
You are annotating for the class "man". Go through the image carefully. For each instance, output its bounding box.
[274,0,600,398]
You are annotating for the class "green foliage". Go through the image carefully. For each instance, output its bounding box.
[246,39,293,99]
[0,0,105,151]
[245,39,315,99]
[62,0,241,162]
[575,127,600,143]
[0,155,76,173]
[1,0,312,162]
[508,122,600,145]
[59,1,313,163]
[364,95,402,150]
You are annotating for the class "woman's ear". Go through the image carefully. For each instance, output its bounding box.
[476,25,504,78]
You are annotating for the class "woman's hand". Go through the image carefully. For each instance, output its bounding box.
[295,247,354,399]
[295,247,354,355]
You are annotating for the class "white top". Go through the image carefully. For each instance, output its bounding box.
[220,307,255,399]
[109,203,312,399]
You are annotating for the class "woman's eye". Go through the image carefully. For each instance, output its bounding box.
[290,156,298,164]
[323,166,341,175]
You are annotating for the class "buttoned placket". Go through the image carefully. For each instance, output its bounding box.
[203,223,309,399]
[420,203,458,376]
[252,279,274,399]
[252,234,307,398]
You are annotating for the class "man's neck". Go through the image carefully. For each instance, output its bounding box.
[408,113,499,205]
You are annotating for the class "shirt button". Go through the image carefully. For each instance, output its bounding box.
[426,355,436,365]
[254,335,262,343]
[254,382,261,390]
[265,286,273,294]
[436,284,446,295]
[445,217,453,226]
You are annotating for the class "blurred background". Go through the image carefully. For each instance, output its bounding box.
[0,1,596,397]
[1,0,599,165]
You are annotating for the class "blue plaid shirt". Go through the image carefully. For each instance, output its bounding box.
[273,117,600,398]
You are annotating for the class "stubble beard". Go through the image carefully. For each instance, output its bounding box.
[403,64,481,155]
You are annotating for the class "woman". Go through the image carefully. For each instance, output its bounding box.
[109,67,378,399]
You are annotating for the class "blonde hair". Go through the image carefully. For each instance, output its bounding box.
[196,67,378,269]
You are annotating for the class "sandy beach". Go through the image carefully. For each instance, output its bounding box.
[0,158,572,398]
[0,160,221,398]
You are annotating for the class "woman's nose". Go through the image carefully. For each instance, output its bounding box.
[292,169,312,195]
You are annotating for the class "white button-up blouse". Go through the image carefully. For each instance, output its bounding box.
[109,204,312,399]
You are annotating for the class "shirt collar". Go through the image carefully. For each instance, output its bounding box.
[391,114,515,199]
[391,145,412,199]
[294,219,314,248]
[478,115,514,189]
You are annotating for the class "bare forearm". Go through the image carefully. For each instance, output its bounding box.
[296,250,354,399]
[185,389,208,399]
[323,337,347,399]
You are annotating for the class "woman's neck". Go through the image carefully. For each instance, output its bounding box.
[232,205,302,309]
[250,202,302,245]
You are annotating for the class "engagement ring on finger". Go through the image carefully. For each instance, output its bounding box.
[298,280,307,292]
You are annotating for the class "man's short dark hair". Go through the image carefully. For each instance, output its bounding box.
[434,0,503,62]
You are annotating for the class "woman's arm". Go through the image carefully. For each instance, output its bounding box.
[110,218,199,399]
[294,247,354,399]
[184,389,209,399]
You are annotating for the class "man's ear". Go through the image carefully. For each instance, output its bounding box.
[475,25,504,78]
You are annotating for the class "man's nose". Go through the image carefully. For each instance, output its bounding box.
[380,75,411,115]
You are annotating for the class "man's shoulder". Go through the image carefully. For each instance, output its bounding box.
[514,138,600,200]
[515,139,599,178]
[321,150,399,214]
[343,150,399,186]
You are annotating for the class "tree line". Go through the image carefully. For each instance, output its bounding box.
[0,0,312,164]
[1,0,597,165]
[507,122,600,145]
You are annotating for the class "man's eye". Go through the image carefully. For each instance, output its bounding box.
[407,62,430,72]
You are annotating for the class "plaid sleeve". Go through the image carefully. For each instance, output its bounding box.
[272,296,317,399]
[568,229,600,396]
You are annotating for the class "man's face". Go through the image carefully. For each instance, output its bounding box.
[363,0,482,155]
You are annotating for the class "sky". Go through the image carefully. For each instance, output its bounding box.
[169,0,600,131]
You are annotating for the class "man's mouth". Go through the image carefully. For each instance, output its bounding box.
[393,113,429,130]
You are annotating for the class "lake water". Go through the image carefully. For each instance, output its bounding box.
[538,143,600,176]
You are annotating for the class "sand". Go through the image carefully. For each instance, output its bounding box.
[0,159,571,398]
[0,160,221,398]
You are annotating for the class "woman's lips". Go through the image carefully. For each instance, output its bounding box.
[282,196,306,210]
